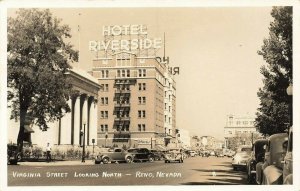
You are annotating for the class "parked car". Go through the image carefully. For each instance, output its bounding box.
[283,127,293,184]
[246,139,268,184]
[127,148,155,162]
[7,144,21,165]
[260,133,288,185]
[232,145,252,171]
[210,151,215,156]
[95,148,135,164]
[189,150,197,157]
[164,148,184,163]
[149,149,165,161]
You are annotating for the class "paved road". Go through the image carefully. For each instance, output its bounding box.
[8,156,247,186]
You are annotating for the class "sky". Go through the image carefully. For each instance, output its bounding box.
[9,7,274,140]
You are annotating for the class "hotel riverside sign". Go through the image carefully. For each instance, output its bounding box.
[89,25,162,52]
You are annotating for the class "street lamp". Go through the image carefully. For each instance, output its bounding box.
[286,83,293,126]
[81,120,86,163]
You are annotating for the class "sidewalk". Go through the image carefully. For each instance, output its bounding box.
[18,160,95,166]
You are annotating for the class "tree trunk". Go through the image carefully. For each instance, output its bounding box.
[17,107,27,153]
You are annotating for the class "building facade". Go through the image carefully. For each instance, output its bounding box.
[89,24,177,149]
[90,52,177,149]
[224,114,257,149]
[8,68,101,149]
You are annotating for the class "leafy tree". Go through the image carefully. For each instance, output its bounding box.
[255,7,292,136]
[7,9,78,151]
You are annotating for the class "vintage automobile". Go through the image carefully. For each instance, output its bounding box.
[95,148,135,164]
[127,148,155,162]
[283,127,293,184]
[259,133,288,185]
[164,148,184,163]
[189,150,197,157]
[246,139,268,184]
[149,149,165,161]
[7,144,22,165]
[232,145,252,171]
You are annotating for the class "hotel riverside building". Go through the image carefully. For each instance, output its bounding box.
[90,52,176,149]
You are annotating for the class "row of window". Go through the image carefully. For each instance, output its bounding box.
[227,130,254,135]
[100,96,146,105]
[228,121,255,126]
[99,124,146,132]
[100,69,147,78]
[99,83,146,92]
[100,110,147,118]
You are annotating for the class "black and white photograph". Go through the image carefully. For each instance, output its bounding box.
[2,0,299,190]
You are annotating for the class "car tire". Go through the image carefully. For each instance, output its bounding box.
[102,157,109,164]
[148,157,154,163]
[165,160,168,163]
[233,166,237,171]
[126,156,133,163]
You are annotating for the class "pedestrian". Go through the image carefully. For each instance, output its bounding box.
[46,143,52,162]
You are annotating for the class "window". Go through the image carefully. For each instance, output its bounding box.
[117,70,120,77]
[100,124,108,132]
[138,124,146,131]
[169,106,171,112]
[165,103,167,110]
[104,84,109,91]
[138,110,146,118]
[127,70,130,77]
[138,83,146,91]
[236,121,241,125]
[101,97,108,105]
[138,96,146,104]
[165,115,167,122]
[243,121,248,125]
[101,70,109,78]
[229,131,232,134]
[122,70,125,77]
[138,69,146,77]
[101,111,108,118]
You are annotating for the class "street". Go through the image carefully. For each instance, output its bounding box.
[8,156,247,186]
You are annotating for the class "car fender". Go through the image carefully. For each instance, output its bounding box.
[283,174,292,185]
[263,165,283,185]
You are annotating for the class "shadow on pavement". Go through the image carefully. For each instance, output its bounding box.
[181,167,247,185]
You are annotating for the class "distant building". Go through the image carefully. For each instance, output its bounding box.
[177,128,191,149]
[200,136,222,150]
[224,114,258,149]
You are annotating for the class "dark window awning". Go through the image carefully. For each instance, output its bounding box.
[24,125,34,133]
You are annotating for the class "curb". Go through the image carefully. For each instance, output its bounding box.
[17,160,95,166]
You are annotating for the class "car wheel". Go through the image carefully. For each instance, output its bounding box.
[165,160,168,163]
[148,157,154,163]
[126,156,133,163]
[233,166,237,171]
[102,157,109,164]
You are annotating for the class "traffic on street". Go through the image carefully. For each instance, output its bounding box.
[8,155,247,186]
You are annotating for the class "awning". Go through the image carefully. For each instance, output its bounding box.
[24,125,34,133]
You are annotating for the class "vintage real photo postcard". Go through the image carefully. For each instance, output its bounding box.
[3,0,299,190]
